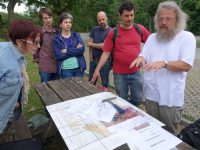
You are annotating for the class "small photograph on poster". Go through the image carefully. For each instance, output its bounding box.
[102,107,144,127]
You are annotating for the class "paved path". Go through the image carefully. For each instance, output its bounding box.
[81,33,200,121]
[184,48,200,120]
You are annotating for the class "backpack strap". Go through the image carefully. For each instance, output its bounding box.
[113,27,118,46]
[134,23,143,39]
[110,27,118,68]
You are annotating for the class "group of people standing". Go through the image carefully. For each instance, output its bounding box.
[89,0,196,135]
[34,8,86,82]
[0,0,196,141]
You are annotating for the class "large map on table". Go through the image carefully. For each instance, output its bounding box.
[46,92,182,150]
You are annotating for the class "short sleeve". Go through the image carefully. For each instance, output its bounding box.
[179,32,196,66]
[89,27,95,39]
[102,29,114,52]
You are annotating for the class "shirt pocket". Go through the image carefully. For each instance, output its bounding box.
[0,69,22,96]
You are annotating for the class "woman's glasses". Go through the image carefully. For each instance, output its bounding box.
[21,39,40,46]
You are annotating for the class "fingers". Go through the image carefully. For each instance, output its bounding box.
[89,77,98,85]
[89,79,95,85]
[129,57,144,68]
[77,43,82,48]
[61,49,67,54]
[129,60,137,68]
[143,61,164,71]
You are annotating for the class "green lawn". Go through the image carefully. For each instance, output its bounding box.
[23,54,46,120]
[197,40,200,48]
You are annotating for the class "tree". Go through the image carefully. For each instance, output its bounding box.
[181,0,200,35]
[0,0,24,24]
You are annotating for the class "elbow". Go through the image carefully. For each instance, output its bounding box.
[184,66,192,72]
[183,64,192,72]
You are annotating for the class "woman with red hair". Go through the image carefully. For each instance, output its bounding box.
[0,19,40,140]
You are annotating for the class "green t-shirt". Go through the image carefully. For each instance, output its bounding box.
[62,57,79,69]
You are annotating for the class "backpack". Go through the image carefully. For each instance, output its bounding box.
[110,23,143,68]
[177,119,200,149]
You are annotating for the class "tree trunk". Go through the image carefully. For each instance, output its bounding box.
[149,16,152,33]
[0,14,2,31]
[7,0,17,25]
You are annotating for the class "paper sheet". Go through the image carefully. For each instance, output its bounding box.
[46,92,182,150]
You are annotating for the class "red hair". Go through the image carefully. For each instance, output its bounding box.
[9,20,40,44]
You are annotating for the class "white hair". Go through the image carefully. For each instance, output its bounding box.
[154,1,188,32]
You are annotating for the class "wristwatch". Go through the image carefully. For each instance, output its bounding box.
[164,61,168,68]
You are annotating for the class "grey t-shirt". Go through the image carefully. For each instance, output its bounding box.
[89,26,111,59]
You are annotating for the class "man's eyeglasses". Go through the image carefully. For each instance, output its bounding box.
[21,39,40,46]
[159,17,174,23]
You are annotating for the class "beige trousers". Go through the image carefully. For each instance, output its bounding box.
[145,99,183,135]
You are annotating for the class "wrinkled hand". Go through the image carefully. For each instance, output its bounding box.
[130,56,145,68]
[89,69,100,85]
[61,49,67,54]
[77,43,82,48]
[143,61,165,71]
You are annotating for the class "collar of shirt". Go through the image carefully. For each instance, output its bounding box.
[42,26,56,33]
[9,42,25,63]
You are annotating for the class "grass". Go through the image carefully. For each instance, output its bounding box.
[197,40,200,48]
[23,54,46,120]
[24,55,65,150]
[182,114,196,122]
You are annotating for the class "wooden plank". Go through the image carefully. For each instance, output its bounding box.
[34,83,61,106]
[72,77,101,94]
[12,115,32,141]
[0,115,32,143]
[47,80,77,101]
[61,78,90,97]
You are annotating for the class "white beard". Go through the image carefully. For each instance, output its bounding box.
[156,27,177,42]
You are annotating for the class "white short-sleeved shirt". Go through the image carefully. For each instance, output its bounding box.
[140,30,196,107]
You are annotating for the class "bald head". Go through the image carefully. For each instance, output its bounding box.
[97,11,107,18]
[97,11,108,29]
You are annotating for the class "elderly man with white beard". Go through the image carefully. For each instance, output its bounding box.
[130,1,196,134]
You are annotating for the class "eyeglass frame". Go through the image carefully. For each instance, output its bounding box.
[20,39,40,46]
[159,17,175,23]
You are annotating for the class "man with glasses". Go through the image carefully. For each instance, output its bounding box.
[130,1,196,134]
[88,11,112,90]
[33,7,58,82]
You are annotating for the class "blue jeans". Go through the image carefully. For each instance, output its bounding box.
[39,71,59,83]
[88,59,111,87]
[113,71,143,107]
[61,67,84,79]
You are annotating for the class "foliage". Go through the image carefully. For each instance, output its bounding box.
[181,1,200,35]
[1,0,200,34]
[133,0,161,32]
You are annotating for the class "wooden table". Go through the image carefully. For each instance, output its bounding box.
[34,77,101,142]
[34,77,100,106]
[34,77,193,150]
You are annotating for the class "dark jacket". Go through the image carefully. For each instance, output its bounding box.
[53,32,86,75]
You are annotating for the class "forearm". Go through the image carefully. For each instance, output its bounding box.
[165,60,192,72]
[95,52,111,71]
[88,42,104,49]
